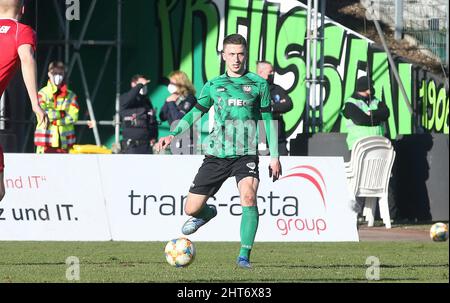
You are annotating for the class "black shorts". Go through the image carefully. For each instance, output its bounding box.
[189,155,260,196]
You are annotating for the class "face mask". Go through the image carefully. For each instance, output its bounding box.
[139,85,148,95]
[168,83,178,94]
[53,74,64,86]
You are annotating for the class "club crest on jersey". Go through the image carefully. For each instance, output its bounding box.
[242,85,252,93]
[0,26,11,34]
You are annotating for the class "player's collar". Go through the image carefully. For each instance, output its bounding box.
[224,70,248,78]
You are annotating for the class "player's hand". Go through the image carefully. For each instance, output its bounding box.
[34,106,49,129]
[155,135,174,152]
[268,158,282,182]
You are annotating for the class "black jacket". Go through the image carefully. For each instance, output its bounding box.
[119,83,158,141]
[269,83,293,143]
[159,94,197,127]
[342,92,390,126]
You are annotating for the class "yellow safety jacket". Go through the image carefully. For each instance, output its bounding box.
[34,81,79,152]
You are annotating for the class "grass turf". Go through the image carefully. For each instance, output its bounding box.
[0,241,448,283]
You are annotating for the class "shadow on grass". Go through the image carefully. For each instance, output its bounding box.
[254,263,449,269]
[1,262,447,269]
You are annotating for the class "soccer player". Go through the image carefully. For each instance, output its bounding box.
[0,0,49,201]
[156,34,281,269]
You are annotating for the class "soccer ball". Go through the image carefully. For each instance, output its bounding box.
[429,222,449,242]
[164,237,196,267]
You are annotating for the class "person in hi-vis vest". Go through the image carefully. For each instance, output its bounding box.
[342,76,390,151]
[34,61,79,153]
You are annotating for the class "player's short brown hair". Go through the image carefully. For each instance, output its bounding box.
[222,34,247,50]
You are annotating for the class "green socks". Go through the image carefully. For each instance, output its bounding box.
[239,206,259,259]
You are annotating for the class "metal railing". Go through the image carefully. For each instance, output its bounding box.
[371,0,448,65]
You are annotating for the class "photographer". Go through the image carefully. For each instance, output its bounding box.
[119,74,158,154]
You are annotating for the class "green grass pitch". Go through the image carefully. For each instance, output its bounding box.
[0,241,448,283]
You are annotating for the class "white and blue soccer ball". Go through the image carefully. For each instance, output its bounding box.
[164,237,196,267]
[429,222,449,242]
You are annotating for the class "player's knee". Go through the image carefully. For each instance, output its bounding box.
[241,193,256,205]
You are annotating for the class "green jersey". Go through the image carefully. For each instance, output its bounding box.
[170,71,278,158]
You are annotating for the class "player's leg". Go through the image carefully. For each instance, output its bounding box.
[181,156,228,235]
[0,171,4,202]
[0,146,5,201]
[231,155,260,268]
[236,176,259,268]
[184,192,211,216]
[181,192,217,235]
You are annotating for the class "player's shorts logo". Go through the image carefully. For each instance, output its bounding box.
[246,162,256,170]
[242,85,252,93]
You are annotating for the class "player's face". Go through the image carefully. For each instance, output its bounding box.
[222,44,247,76]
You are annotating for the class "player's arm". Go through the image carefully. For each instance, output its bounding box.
[0,171,5,202]
[261,82,282,181]
[156,82,212,151]
[18,44,49,129]
[0,147,4,202]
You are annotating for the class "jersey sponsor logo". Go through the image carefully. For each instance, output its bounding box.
[228,99,248,106]
[216,86,226,92]
[0,26,11,34]
[242,85,252,93]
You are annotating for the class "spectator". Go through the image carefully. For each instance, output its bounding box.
[256,61,293,155]
[159,70,197,153]
[119,74,158,154]
[34,61,79,153]
[342,76,390,220]
[342,76,390,152]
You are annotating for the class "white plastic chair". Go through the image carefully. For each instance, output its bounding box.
[345,136,391,175]
[345,137,395,229]
[345,137,391,194]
